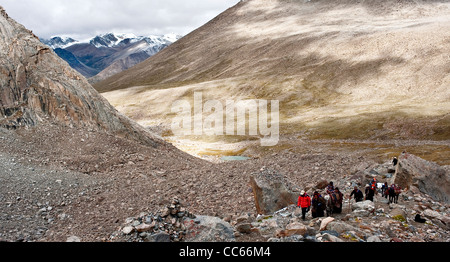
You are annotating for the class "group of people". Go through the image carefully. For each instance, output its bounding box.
[297,179,402,220]
[382,182,402,204]
[297,182,344,220]
[297,157,403,220]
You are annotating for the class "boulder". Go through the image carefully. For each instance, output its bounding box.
[135,223,153,233]
[315,180,329,190]
[327,221,358,234]
[352,209,371,217]
[183,215,235,242]
[235,222,253,234]
[390,206,408,223]
[249,169,301,215]
[352,200,375,217]
[146,232,171,242]
[352,200,375,212]
[320,217,335,231]
[321,233,344,242]
[122,226,134,235]
[367,235,382,242]
[392,153,450,203]
[284,222,308,237]
[422,209,450,230]
[66,236,81,242]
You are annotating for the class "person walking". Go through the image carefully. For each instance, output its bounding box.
[393,157,398,167]
[297,190,311,220]
[365,184,375,202]
[382,182,389,199]
[326,182,335,195]
[333,187,344,214]
[350,186,364,203]
[311,191,326,218]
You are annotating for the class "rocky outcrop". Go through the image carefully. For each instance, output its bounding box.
[111,198,235,242]
[392,153,450,204]
[110,198,197,242]
[0,6,162,147]
[183,216,235,242]
[352,200,375,217]
[249,168,301,215]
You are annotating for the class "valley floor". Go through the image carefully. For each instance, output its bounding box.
[0,126,448,242]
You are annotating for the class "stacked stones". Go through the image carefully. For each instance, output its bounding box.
[111,198,196,242]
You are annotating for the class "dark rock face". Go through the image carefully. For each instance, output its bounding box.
[53,48,98,78]
[393,153,450,204]
[0,6,162,146]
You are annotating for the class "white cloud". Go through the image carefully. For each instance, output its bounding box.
[1,0,240,39]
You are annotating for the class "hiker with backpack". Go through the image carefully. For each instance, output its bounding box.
[350,186,364,203]
[311,191,326,218]
[370,178,378,196]
[382,182,389,199]
[388,184,402,204]
[393,157,398,167]
[297,190,311,220]
[365,184,375,202]
[332,187,344,214]
[326,181,335,195]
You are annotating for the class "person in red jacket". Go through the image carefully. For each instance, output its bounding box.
[297,190,311,220]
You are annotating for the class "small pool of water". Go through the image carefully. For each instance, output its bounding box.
[220,156,251,161]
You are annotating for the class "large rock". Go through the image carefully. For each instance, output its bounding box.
[352,200,375,217]
[390,208,408,222]
[392,153,450,204]
[249,169,301,215]
[327,221,358,234]
[321,233,344,242]
[352,200,375,212]
[422,209,450,230]
[183,215,235,242]
[276,222,307,238]
[320,217,335,231]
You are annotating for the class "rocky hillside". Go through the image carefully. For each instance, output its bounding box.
[0,5,206,242]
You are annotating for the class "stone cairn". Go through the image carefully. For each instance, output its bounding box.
[110,198,196,242]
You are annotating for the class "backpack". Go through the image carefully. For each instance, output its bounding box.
[331,192,341,208]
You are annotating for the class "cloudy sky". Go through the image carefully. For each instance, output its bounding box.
[1,0,240,40]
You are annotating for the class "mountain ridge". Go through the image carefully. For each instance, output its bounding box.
[0,5,167,147]
[40,33,182,82]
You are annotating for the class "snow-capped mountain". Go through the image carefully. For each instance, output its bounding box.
[40,33,182,82]
[89,33,139,48]
[87,33,181,55]
[43,33,181,51]
[41,36,78,49]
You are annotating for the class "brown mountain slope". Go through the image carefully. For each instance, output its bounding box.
[94,0,450,148]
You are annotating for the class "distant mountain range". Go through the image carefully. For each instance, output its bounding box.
[41,33,181,83]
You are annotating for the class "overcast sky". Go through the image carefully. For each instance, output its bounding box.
[1,0,240,40]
